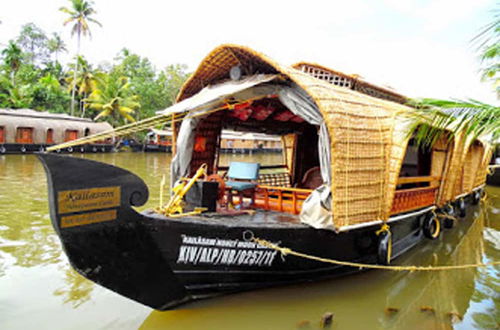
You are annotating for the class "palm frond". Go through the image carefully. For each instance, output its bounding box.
[407,98,500,148]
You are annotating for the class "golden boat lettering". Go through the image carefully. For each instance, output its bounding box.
[58,186,121,214]
[60,209,117,228]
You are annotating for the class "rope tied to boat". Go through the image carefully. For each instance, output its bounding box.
[487,164,500,175]
[251,237,500,272]
[375,223,390,236]
[434,211,457,222]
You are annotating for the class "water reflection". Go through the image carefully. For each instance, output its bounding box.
[0,153,498,329]
[53,266,95,308]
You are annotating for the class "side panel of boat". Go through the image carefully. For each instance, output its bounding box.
[0,143,114,154]
[37,153,188,310]
[486,167,500,186]
[143,211,424,299]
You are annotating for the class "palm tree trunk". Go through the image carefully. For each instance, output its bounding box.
[70,32,81,116]
[81,92,86,118]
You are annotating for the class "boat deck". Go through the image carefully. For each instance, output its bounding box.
[144,209,304,228]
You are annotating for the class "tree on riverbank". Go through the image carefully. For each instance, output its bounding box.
[0,22,189,125]
[60,0,102,116]
[86,73,140,125]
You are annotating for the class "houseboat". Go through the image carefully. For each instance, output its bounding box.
[219,130,282,153]
[138,128,282,153]
[37,45,493,310]
[0,109,115,154]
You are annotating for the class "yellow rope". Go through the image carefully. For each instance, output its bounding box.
[375,223,390,236]
[251,237,500,271]
[487,164,499,175]
[436,212,457,222]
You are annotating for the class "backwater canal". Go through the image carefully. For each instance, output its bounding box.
[0,152,498,329]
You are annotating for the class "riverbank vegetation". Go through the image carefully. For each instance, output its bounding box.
[0,1,189,127]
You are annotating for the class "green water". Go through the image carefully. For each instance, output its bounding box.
[0,153,498,329]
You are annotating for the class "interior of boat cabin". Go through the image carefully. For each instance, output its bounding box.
[169,95,457,221]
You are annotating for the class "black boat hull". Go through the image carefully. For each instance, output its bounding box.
[0,143,114,154]
[486,166,500,186]
[37,153,480,310]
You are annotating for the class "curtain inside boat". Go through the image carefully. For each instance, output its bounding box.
[277,84,332,228]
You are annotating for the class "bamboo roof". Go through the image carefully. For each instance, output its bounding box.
[177,45,414,227]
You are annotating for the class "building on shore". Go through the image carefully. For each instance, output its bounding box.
[0,109,114,154]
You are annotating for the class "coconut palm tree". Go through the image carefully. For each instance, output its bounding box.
[47,32,67,62]
[66,55,100,117]
[60,0,102,116]
[1,41,23,84]
[85,74,140,125]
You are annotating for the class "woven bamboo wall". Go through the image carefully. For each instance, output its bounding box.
[431,136,451,181]
[475,145,493,187]
[437,132,466,206]
[461,142,485,193]
[175,44,481,228]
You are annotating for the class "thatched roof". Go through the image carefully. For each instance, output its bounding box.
[177,45,417,226]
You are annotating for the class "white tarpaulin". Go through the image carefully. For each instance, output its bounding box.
[156,74,278,116]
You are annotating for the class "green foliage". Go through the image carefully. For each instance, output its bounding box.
[1,41,23,76]
[60,0,102,115]
[111,49,190,120]
[60,0,102,39]
[85,73,140,125]
[473,7,500,97]
[407,99,500,148]
[47,33,67,62]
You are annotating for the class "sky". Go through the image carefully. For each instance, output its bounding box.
[0,0,498,104]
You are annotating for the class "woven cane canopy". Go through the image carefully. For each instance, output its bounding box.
[176,44,489,228]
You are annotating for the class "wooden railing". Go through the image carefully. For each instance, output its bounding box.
[391,176,440,215]
[254,185,312,215]
[396,176,441,186]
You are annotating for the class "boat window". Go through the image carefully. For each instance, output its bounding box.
[84,128,90,136]
[397,138,432,189]
[46,129,54,144]
[158,135,171,146]
[16,127,34,144]
[64,130,78,142]
[293,125,321,189]
[0,126,4,144]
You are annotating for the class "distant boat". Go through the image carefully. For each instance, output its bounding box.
[37,44,492,310]
[134,128,283,153]
[0,109,115,154]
